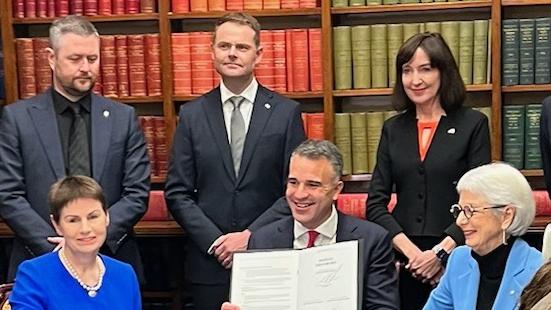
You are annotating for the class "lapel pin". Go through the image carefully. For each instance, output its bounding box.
[447,128,456,134]
[264,103,271,110]
[103,110,110,118]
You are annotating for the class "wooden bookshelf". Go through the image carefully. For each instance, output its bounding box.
[502,84,551,93]
[169,8,321,19]
[522,169,544,177]
[331,1,492,14]
[12,14,160,24]
[502,0,551,6]
[334,84,492,97]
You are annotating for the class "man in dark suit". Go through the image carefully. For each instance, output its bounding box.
[0,15,150,281]
[165,12,305,310]
[222,140,399,310]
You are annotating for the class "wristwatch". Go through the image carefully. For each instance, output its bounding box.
[432,245,450,267]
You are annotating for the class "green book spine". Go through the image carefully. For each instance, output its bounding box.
[387,24,403,88]
[459,21,474,85]
[441,21,460,63]
[350,0,366,5]
[351,113,369,174]
[402,23,420,43]
[524,104,542,169]
[333,26,353,90]
[519,19,535,85]
[384,110,398,120]
[424,22,441,34]
[371,24,388,88]
[502,105,525,169]
[367,0,382,5]
[400,0,419,3]
[535,18,551,84]
[420,0,432,3]
[383,0,399,5]
[474,106,492,136]
[366,112,384,173]
[434,0,446,3]
[351,25,371,89]
[473,20,489,85]
[502,19,520,86]
[332,0,349,7]
[335,113,353,175]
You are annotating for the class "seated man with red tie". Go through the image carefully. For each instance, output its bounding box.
[222,140,399,310]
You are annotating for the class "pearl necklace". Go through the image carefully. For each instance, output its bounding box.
[59,249,105,298]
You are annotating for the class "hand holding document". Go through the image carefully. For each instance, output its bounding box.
[230,240,361,310]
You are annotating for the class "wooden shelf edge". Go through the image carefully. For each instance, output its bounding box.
[502,84,551,93]
[528,215,551,233]
[502,0,551,6]
[151,176,167,184]
[341,174,372,182]
[331,1,492,14]
[521,169,544,177]
[169,8,321,19]
[334,84,491,97]
[12,14,160,24]
[174,91,323,101]
[111,96,164,103]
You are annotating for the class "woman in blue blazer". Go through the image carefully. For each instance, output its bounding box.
[424,163,543,310]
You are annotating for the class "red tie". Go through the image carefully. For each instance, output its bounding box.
[306,230,319,248]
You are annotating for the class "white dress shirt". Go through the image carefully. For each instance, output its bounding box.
[293,206,338,249]
[220,78,258,144]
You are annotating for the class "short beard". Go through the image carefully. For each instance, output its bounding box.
[63,78,95,98]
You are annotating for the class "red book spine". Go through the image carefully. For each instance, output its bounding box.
[84,0,98,15]
[244,0,262,9]
[100,36,118,97]
[290,29,309,92]
[47,0,56,16]
[226,0,243,10]
[308,28,322,92]
[301,113,308,137]
[190,32,214,95]
[115,35,130,97]
[172,0,189,13]
[190,0,207,12]
[153,117,168,179]
[37,0,47,17]
[171,33,192,96]
[281,0,299,8]
[143,190,169,220]
[144,34,162,97]
[56,0,70,16]
[98,0,112,14]
[16,39,37,99]
[285,30,294,92]
[33,38,52,94]
[112,0,125,14]
[534,191,551,216]
[306,113,324,140]
[13,0,25,18]
[299,0,317,8]
[139,116,157,177]
[263,0,280,9]
[70,0,84,15]
[140,0,155,12]
[272,30,287,92]
[337,193,367,219]
[127,34,147,96]
[25,0,37,17]
[254,31,275,90]
[213,71,220,88]
[93,72,103,95]
[126,0,140,13]
[208,0,225,10]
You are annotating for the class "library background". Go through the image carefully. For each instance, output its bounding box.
[0,0,550,308]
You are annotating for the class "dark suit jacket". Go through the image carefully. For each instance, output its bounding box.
[540,96,551,196]
[0,89,150,280]
[249,210,399,310]
[165,85,305,284]
[367,107,491,244]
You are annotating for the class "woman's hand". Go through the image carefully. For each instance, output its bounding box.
[406,250,442,282]
[221,302,240,310]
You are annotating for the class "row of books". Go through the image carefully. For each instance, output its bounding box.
[332,0,483,6]
[502,104,543,170]
[15,34,162,99]
[12,0,156,18]
[333,20,491,90]
[139,116,168,180]
[172,29,322,96]
[502,18,551,86]
[172,0,319,12]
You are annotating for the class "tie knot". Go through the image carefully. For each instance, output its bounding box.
[230,96,245,110]
[306,230,319,248]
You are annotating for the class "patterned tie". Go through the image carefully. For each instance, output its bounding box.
[230,96,246,177]
[306,230,319,248]
[68,103,91,176]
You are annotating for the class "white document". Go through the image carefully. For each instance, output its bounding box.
[230,240,360,310]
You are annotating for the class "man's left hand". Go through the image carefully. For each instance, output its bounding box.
[213,230,251,269]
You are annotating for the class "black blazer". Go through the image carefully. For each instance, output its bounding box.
[367,107,491,244]
[540,96,551,196]
[249,209,399,310]
[165,85,305,284]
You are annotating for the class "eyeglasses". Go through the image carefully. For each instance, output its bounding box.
[449,203,508,219]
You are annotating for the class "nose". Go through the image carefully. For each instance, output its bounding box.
[80,58,91,72]
[293,183,310,200]
[80,219,92,234]
[228,45,237,58]
[455,211,468,226]
[411,71,423,85]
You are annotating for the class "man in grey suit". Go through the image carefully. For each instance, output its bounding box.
[222,140,399,310]
[0,15,150,281]
[165,12,305,310]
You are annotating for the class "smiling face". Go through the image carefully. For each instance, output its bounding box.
[286,155,343,230]
[52,198,109,258]
[401,47,441,108]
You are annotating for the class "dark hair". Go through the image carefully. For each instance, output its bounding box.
[49,175,107,223]
[392,32,465,113]
[292,140,344,180]
[213,12,261,47]
[519,261,551,310]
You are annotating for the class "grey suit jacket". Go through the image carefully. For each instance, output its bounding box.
[249,208,400,310]
[0,89,150,280]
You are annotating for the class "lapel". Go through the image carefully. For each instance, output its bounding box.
[492,239,530,310]
[276,217,295,248]
[335,212,359,242]
[423,112,455,162]
[90,94,113,181]
[202,88,236,182]
[401,111,422,164]
[456,253,480,310]
[237,86,274,184]
[27,91,65,179]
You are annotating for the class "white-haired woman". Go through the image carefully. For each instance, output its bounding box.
[424,162,542,310]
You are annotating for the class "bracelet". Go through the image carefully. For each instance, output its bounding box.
[432,245,450,267]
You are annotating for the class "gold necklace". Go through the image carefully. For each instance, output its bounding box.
[58,249,105,298]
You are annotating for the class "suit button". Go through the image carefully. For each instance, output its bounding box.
[418,167,425,175]
[418,193,424,199]
[416,217,423,223]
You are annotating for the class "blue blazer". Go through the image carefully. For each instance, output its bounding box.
[0,89,150,280]
[424,238,543,310]
[249,209,399,310]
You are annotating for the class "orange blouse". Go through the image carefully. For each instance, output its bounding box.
[417,121,439,161]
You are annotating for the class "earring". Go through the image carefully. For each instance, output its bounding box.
[502,229,508,245]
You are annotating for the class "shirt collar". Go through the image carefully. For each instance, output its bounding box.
[220,78,258,105]
[52,89,91,114]
[294,206,338,240]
